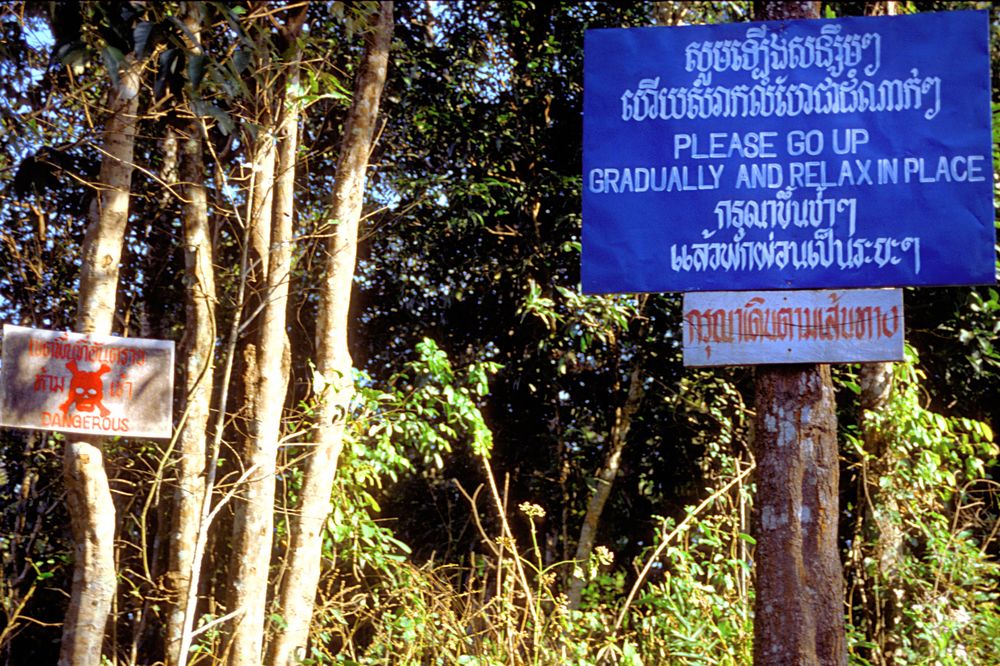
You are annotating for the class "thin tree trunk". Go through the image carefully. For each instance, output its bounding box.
[60,57,141,666]
[142,129,178,340]
[858,360,900,665]
[855,13,900,666]
[234,54,300,666]
[165,96,217,666]
[249,140,277,287]
[566,360,644,610]
[564,3,678,610]
[226,10,307,660]
[266,5,393,663]
[127,121,180,666]
[224,116,281,666]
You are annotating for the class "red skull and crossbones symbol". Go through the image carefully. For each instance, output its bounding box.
[59,360,112,417]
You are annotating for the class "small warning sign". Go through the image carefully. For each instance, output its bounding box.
[0,325,175,439]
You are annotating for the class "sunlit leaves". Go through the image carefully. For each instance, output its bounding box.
[844,346,999,662]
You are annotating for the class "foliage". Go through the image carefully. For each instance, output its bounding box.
[0,1,998,664]
[319,338,499,573]
[0,432,68,662]
[845,350,1000,665]
[307,442,755,666]
[291,335,757,665]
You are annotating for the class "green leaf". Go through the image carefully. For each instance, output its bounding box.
[101,46,125,88]
[842,380,861,395]
[133,21,154,60]
[232,47,250,74]
[188,54,207,89]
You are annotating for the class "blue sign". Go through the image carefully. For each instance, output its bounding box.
[582,11,995,294]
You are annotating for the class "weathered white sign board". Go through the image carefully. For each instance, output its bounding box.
[683,289,903,367]
[0,325,175,438]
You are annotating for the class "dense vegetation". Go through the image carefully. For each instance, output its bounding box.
[0,1,997,664]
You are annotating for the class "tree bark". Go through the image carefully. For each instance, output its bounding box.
[855,14,900,666]
[266,5,393,664]
[226,8,306,661]
[165,13,217,658]
[753,365,845,665]
[60,57,141,666]
[857,360,900,665]
[224,88,283,666]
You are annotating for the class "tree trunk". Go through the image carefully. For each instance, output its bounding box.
[60,57,141,666]
[266,5,393,663]
[857,360,901,665]
[224,100,282,666]
[165,35,217,664]
[225,9,307,661]
[855,14,899,665]
[564,3,678,611]
[566,360,644,610]
[750,5,846,665]
[753,365,845,665]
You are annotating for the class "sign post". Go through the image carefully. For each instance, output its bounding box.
[581,4,994,665]
[749,8,838,662]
